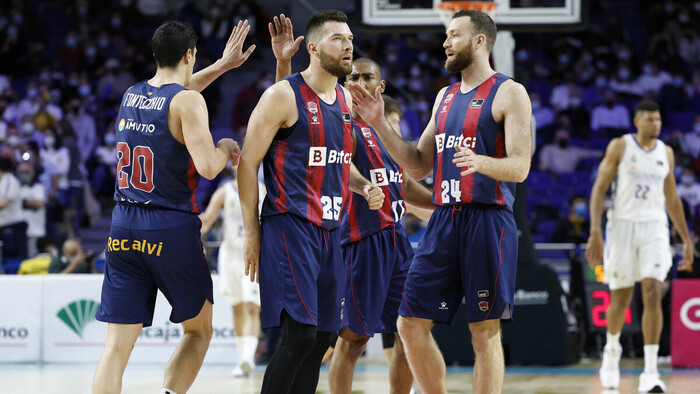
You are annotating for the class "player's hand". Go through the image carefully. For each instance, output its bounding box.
[269,14,303,61]
[244,232,261,283]
[453,144,486,176]
[678,242,695,272]
[362,184,385,210]
[219,20,256,70]
[585,230,604,269]
[218,137,238,155]
[229,141,241,166]
[348,83,385,128]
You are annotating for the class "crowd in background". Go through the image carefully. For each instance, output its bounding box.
[1,0,700,272]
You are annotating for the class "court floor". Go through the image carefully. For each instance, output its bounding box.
[2,357,699,393]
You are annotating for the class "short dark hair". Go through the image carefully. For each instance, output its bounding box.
[353,57,382,78]
[305,10,348,44]
[0,155,13,172]
[151,21,198,69]
[634,100,660,116]
[452,9,497,52]
[383,95,403,118]
[37,236,56,254]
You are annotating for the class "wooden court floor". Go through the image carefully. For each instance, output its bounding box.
[1,357,699,393]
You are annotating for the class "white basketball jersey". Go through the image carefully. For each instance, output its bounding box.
[608,134,669,222]
[221,181,266,252]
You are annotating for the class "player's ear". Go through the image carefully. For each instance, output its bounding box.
[183,48,193,65]
[379,80,386,94]
[307,41,317,56]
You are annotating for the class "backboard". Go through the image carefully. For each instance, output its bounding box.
[360,0,585,31]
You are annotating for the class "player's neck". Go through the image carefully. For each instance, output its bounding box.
[634,132,656,150]
[459,58,495,92]
[352,110,365,124]
[301,64,338,101]
[149,66,187,87]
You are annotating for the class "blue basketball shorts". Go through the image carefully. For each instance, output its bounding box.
[96,204,213,327]
[342,223,413,336]
[259,213,345,332]
[398,204,518,325]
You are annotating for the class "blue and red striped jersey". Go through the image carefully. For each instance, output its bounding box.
[341,119,404,244]
[261,73,353,230]
[432,73,515,210]
[113,80,200,213]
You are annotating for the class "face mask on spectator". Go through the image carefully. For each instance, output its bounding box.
[77,5,88,16]
[682,175,695,185]
[98,38,109,47]
[111,17,122,28]
[642,65,653,75]
[618,50,630,60]
[516,50,529,62]
[7,135,20,147]
[387,53,398,63]
[574,202,587,217]
[558,54,570,64]
[595,77,607,88]
[18,173,31,185]
[7,26,18,38]
[65,37,77,49]
[27,88,37,98]
[618,69,630,80]
[79,85,91,97]
[44,136,55,148]
[68,77,79,87]
[104,133,115,145]
[531,100,541,110]
[85,47,96,58]
[21,122,34,135]
[12,14,22,24]
[673,76,683,87]
[571,97,582,107]
[694,123,700,133]
[417,52,429,64]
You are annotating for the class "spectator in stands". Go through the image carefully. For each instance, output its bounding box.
[90,126,117,207]
[677,168,700,219]
[530,92,555,140]
[634,61,672,96]
[549,72,580,112]
[538,129,602,174]
[17,237,57,275]
[0,155,27,258]
[583,72,609,109]
[609,64,639,98]
[18,162,46,257]
[40,128,70,240]
[683,115,700,159]
[590,90,631,137]
[550,195,590,244]
[65,98,96,163]
[230,71,274,142]
[48,238,95,274]
[561,89,591,140]
[657,72,690,117]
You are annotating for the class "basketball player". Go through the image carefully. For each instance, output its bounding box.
[586,100,693,393]
[238,10,384,394]
[92,20,254,394]
[349,10,532,394]
[198,166,265,378]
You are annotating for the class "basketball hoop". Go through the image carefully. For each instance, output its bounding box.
[436,1,498,28]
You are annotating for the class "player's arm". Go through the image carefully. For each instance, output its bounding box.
[584,137,624,267]
[187,20,256,92]
[239,82,296,283]
[403,174,434,211]
[348,83,437,180]
[269,14,304,82]
[663,146,694,271]
[453,80,531,182]
[171,90,238,179]
[199,186,226,234]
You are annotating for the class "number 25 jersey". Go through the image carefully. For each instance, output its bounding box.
[113,81,200,213]
[609,133,669,222]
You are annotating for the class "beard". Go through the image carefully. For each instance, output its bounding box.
[445,43,475,73]
[320,50,352,77]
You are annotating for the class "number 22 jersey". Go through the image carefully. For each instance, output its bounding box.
[113,81,200,213]
[608,133,669,222]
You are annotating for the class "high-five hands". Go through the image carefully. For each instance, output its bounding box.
[219,20,256,70]
[269,14,304,61]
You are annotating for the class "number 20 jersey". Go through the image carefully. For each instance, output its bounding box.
[113,81,200,213]
[608,133,669,222]
[261,73,353,230]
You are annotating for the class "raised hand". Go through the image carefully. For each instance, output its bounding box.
[347,83,385,128]
[219,20,256,70]
[269,14,304,61]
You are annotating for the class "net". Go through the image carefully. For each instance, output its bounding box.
[436,1,498,28]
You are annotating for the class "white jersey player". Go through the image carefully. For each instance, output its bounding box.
[200,169,266,377]
[586,100,693,393]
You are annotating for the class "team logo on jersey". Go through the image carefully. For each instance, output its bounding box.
[435,134,477,153]
[308,147,351,166]
[469,99,484,108]
[118,118,125,131]
[307,102,320,125]
[369,168,389,186]
[342,112,351,124]
[146,91,153,96]
[656,160,664,166]
[440,93,455,113]
[478,290,489,298]
[361,127,375,147]
[478,301,489,311]
[439,301,448,310]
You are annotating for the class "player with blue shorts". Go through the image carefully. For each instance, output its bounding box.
[92,20,255,394]
[349,10,533,394]
[238,10,384,394]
